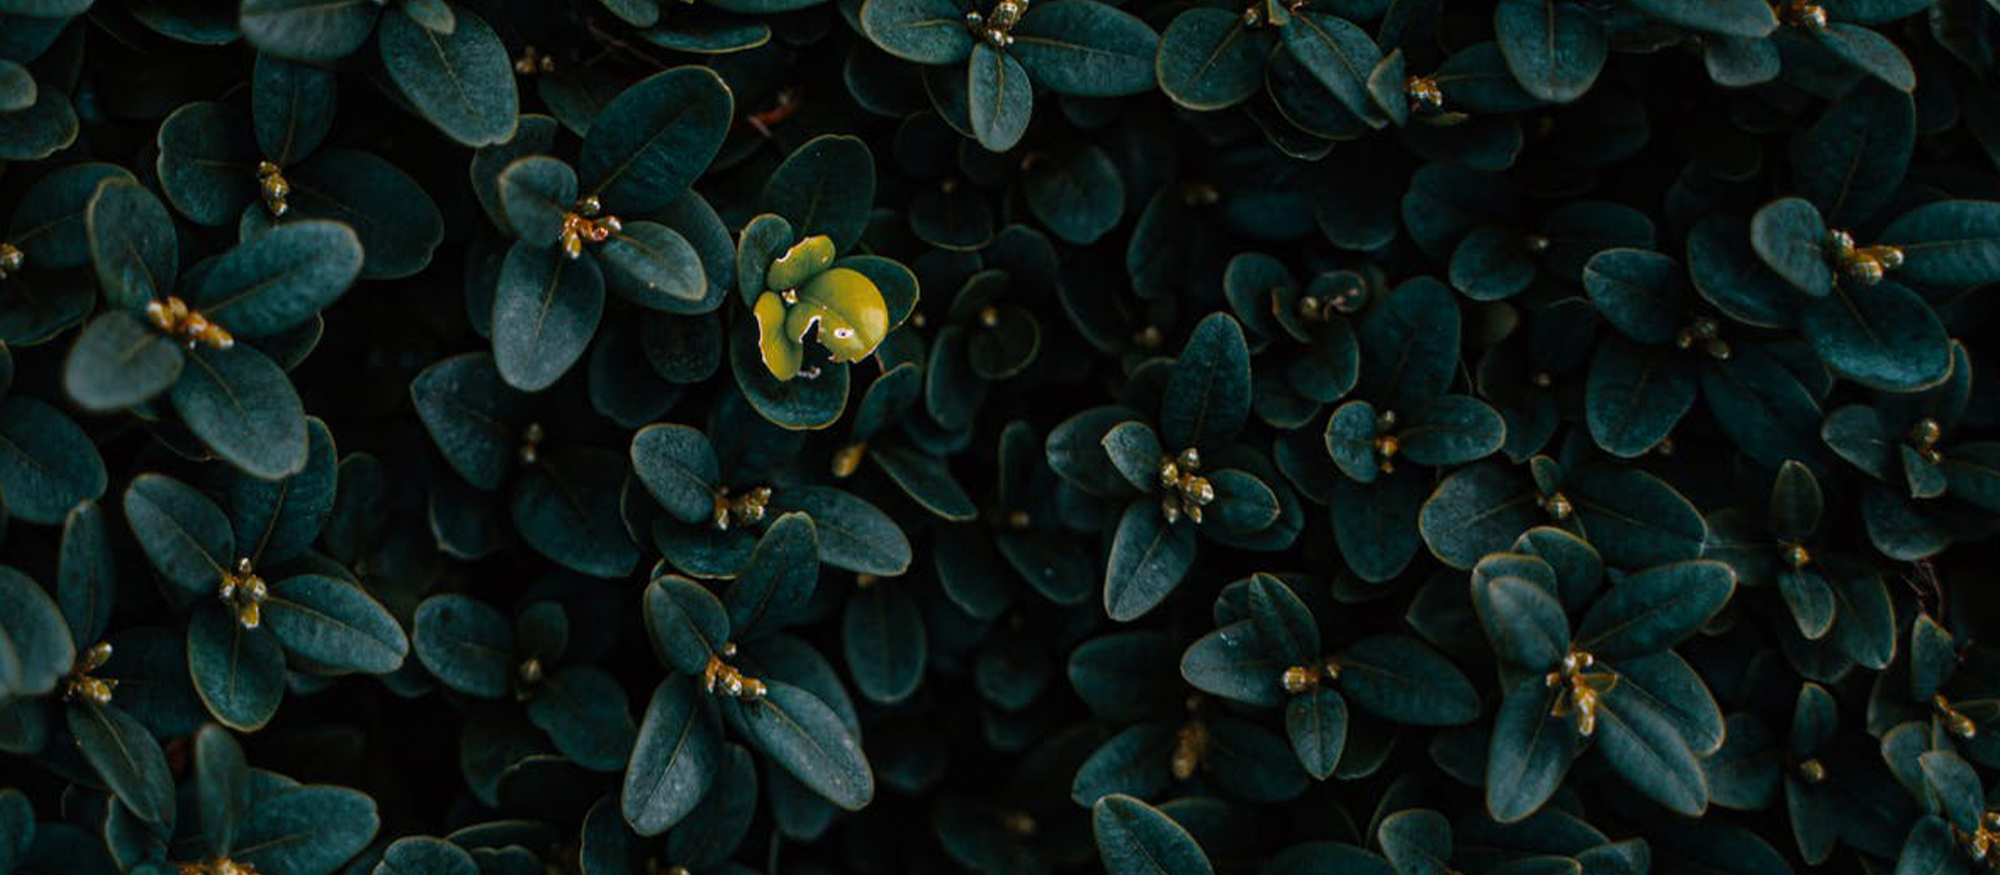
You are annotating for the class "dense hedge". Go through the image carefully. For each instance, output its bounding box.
[4,2,2000,875]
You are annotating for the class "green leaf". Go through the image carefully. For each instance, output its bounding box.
[1583,248,1688,344]
[232,785,377,875]
[1332,470,1426,582]
[1160,313,1253,453]
[1104,500,1198,622]
[643,574,729,675]
[194,220,364,338]
[378,6,518,147]
[842,582,927,704]
[1749,197,1833,296]
[123,473,232,595]
[770,485,912,575]
[1494,0,1606,102]
[1400,395,1506,466]
[1485,679,1581,822]
[1092,794,1215,875]
[376,837,478,875]
[1881,200,2000,290]
[62,313,182,413]
[763,135,876,254]
[187,606,286,731]
[497,156,578,246]
[1359,277,1459,413]
[1023,146,1125,245]
[11,162,135,270]
[0,397,103,525]
[264,574,407,674]
[968,42,1033,153]
[86,177,178,309]
[413,593,516,698]
[1281,10,1383,124]
[66,702,175,828]
[510,447,639,578]
[1245,574,1318,664]
[1336,635,1479,725]
[1799,279,1950,392]
[579,66,733,213]
[491,240,606,391]
[0,58,32,112]
[0,566,72,700]
[228,417,336,569]
[1625,0,1775,36]
[1595,687,1709,816]
[729,681,874,810]
[1472,566,1570,672]
[58,502,115,647]
[155,102,259,226]
[1157,7,1269,110]
[239,0,381,61]
[1564,463,1707,569]
[172,344,309,480]
[1011,1,1160,97]
[1181,620,1284,707]
[251,54,336,164]
[622,676,721,836]
[860,0,975,64]
[1285,688,1347,779]
[1791,81,1911,228]
[631,423,721,526]
[0,84,74,161]
[1574,559,1733,660]
[725,512,819,637]
[525,664,637,772]
[870,447,978,521]
[1421,463,1541,569]
[193,724,249,854]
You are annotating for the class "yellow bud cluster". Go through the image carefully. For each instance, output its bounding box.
[1829,229,1904,286]
[257,161,290,217]
[712,486,773,531]
[1158,447,1215,524]
[703,652,768,701]
[219,559,269,629]
[1170,719,1207,780]
[560,196,623,260]
[0,242,23,280]
[1279,658,1340,693]
[1935,693,1979,739]
[63,641,118,706]
[1545,649,1618,737]
[965,0,1030,46]
[147,297,236,350]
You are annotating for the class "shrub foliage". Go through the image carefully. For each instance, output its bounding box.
[2,2,2000,875]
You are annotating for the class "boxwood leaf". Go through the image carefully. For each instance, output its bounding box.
[1359,277,1459,413]
[1585,339,1697,458]
[1881,200,2000,289]
[1494,0,1606,103]
[1332,471,1426,582]
[172,344,309,479]
[510,447,639,578]
[525,664,637,772]
[376,837,478,875]
[1285,688,1347,779]
[967,42,1033,153]
[1336,634,1479,725]
[1104,500,1198,622]
[239,0,381,62]
[860,0,976,64]
[726,512,819,637]
[66,702,175,828]
[0,566,71,700]
[196,220,363,339]
[1024,146,1124,244]
[600,222,706,309]
[1472,566,1570,672]
[492,240,606,391]
[187,606,286,731]
[193,723,249,855]
[86,177,178,309]
[0,58,31,112]
[1160,313,1252,453]
[413,593,516,698]
[622,676,721,836]
[378,6,518,147]
[1421,463,1541,569]
[1093,794,1214,875]
[1401,394,1505,466]
[1486,679,1581,822]
[769,485,912,576]
[1157,7,1269,110]
[579,66,732,213]
[1564,463,1707,568]
[124,473,232,595]
[763,135,876,254]
[1791,81,1911,228]
[57,502,115,647]
[1575,560,1733,660]
[1281,10,1383,124]
[1625,0,1774,36]
[232,785,377,875]
[1595,687,1709,816]
[1011,1,1159,97]
[631,423,721,526]
[1181,620,1284,707]
[1799,279,1949,392]
[0,397,102,525]
[251,54,336,165]
[499,156,580,246]
[729,681,874,810]
[843,582,927,704]
[264,574,408,674]
[155,102,259,226]
[644,574,729,675]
